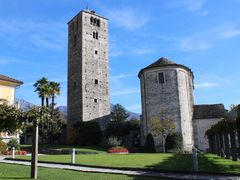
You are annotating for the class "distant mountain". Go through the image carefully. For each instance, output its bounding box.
[16,99,35,111]
[17,99,140,120]
[56,104,140,120]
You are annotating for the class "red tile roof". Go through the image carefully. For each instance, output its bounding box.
[0,75,23,85]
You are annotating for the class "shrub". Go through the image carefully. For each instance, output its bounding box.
[7,139,20,150]
[0,140,7,154]
[139,134,156,153]
[105,121,139,138]
[73,121,102,146]
[107,136,122,147]
[165,132,183,153]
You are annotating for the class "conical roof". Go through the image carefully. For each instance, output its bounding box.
[145,57,177,68]
[138,57,193,78]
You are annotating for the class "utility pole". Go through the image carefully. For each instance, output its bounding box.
[31,120,39,179]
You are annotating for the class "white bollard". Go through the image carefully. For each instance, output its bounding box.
[71,148,75,164]
[12,147,15,159]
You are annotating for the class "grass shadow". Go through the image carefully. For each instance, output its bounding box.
[129,153,240,180]
[141,153,240,174]
[0,177,29,179]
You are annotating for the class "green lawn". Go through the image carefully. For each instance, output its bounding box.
[15,153,240,174]
[0,163,160,180]
[21,144,107,154]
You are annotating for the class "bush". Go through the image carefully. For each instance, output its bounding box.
[73,121,102,146]
[165,132,183,153]
[7,139,20,150]
[105,121,139,138]
[0,140,7,154]
[139,134,156,153]
[107,136,122,147]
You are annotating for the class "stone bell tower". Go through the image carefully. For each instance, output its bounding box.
[67,10,110,137]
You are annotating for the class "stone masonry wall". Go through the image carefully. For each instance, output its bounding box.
[177,69,194,152]
[140,67,181,148]
[193,118,222,151]
[140,66,194,152]
[67,11,110,136]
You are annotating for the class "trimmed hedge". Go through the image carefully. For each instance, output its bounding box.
[165,132,183,153]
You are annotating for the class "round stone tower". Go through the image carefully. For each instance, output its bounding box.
[138,57,194,152]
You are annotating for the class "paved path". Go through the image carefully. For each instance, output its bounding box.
[0,157,239,180]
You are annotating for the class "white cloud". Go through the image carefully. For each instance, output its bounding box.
[110,73,135,80]
[167,0,205,12]
[111,89,140,96]
[0,57,25,65]
[109,51,124,58]
[195,82,217,88]
[126,104,141,113]
[179,38,211,51]
[0,59,8,64]
[133,48,156,55]
[178,24,240,51]
[0,20,67,50]
[103,8,149,30]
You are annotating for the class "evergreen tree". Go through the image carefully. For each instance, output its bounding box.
[111,104,129,123]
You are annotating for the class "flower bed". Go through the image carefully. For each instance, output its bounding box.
[5,150,27,156]
[108,147,129,154]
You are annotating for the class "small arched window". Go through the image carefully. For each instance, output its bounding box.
[96,32,98,39]
[93,31,98,39]
[97,19,100,27]
[90,17,93,24]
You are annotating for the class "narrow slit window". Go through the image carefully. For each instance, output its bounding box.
[158,72,165,84]
[95,79,98,85]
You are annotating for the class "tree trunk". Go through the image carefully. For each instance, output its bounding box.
[46,98,49,108]
[230,130,237,161]
[31,121,39,179]
[40,97,44,143]
[41,97,44,107]
[224,131,230,159]
[162,137,165,153]
[219,132,224,157]
[212,134,217,154]
[237,105,240,158]
[216,133,221,156]
[208,135,213,153]
[51,96,55,113]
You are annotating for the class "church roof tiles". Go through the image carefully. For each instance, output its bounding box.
[193,104,226,120]
[138,57,193,78]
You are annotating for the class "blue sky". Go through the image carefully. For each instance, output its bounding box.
[1,0,240,113]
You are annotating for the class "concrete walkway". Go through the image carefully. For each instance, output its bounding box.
[0,157,239,180]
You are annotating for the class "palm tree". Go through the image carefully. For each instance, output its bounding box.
[33,77,49,107]
[49,81,61,112]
